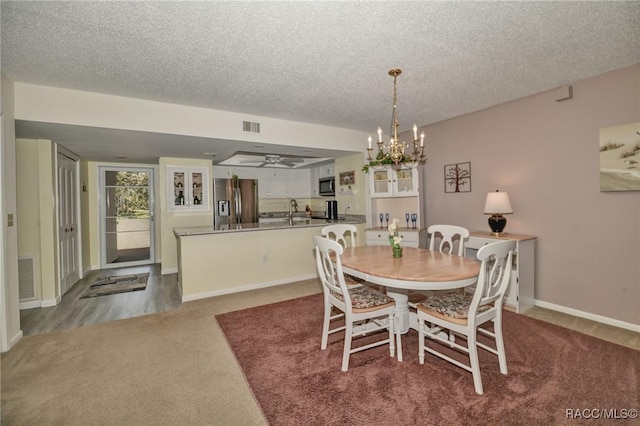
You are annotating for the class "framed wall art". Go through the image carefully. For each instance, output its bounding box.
[444,162,471,193]
[599,122,640,191]
[339,171,355,186]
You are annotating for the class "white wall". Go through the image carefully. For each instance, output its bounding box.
[14,83,367,152]
[424,64,640,326]
[16,139,58,305]
[12,84,370,277]
[1,73,22,351]
[335,153,367,215]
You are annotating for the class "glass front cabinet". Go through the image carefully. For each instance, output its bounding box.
[368,165,419,198]
[166,166,209,212]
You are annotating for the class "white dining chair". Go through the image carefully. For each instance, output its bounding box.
[416,240,516,394]
[428,224,470,256]
[313,236,402,371]
[321,224,357,249]
[408,224,471,308]
[321,224,392,349]
[321,224,362,286]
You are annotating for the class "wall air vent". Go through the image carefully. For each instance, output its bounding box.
[18,256,36,301]
[243,121,261,133]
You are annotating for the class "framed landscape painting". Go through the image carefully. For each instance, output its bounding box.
[599,122,640,191]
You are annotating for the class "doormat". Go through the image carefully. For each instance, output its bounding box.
[80,273,149,299]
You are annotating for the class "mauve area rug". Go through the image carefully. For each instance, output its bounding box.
[216,294,639,425]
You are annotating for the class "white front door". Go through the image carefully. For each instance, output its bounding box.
[57,152,79,295]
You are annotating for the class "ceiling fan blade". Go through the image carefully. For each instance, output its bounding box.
[282,158,304,163]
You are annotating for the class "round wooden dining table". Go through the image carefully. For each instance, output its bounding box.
[340,245,481,334]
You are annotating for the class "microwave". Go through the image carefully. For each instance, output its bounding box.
[319,176,335,196]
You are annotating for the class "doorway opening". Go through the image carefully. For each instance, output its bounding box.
[100,167,155,268]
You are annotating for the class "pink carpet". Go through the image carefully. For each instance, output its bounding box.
[216,294,639,425]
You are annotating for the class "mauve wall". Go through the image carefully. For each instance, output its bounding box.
[422,64,640,326]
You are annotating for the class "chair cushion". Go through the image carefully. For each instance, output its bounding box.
[334,286,394,310]
[417,292,490,320]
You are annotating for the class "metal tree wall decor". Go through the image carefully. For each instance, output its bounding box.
[444,162,471,193]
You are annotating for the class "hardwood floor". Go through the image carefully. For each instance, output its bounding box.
[20,264,182,336]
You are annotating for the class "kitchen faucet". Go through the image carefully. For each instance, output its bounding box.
[288,199,298,217]
[344,205,350,216]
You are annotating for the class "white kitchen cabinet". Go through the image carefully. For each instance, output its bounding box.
[318,163,335,178]
[369,165,419,198]
[255,168,284,198]
[166,166,209,212]
[465,232,536,313]
[215,165,259,180]
[367,164,425,233]
[369,168,393,197]
[309,167,319,197]
[259,168,311,199]
[214,165,312,199]
[284,168,311,198]
[365,228,427,248]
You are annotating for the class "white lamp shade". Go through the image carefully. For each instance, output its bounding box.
[484,191,513,214]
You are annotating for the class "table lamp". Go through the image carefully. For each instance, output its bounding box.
[484,190,513,235]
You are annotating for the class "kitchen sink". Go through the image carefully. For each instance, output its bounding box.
[310,216,345,221]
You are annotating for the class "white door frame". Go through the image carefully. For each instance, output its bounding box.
[0,112,8,352]
[98,165,155,268]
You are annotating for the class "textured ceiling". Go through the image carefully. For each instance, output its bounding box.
[2,1,640,163]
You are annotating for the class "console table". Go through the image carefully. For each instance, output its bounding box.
[465,231,536,313]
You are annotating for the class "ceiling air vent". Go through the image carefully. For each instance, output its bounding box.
[243,121,261,133]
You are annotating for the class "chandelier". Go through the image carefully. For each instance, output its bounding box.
[367,68,426,166]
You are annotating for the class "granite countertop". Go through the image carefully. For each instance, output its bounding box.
[174,215,365,237]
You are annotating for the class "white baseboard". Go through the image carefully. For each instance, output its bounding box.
[182,274,317,303]
[161,268,178,275]
[20,296,61,310]
[19,300,42,310]
[9,330,23,349]
[41,295,61,308]
[534,300,640,333]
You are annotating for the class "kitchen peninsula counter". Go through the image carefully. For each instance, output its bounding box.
[173,217,364,237]
[174,217,366,302]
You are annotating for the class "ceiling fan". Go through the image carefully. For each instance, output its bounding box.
[239,154,305,168]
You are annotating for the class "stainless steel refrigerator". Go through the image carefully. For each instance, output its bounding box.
[213,178,259,226]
